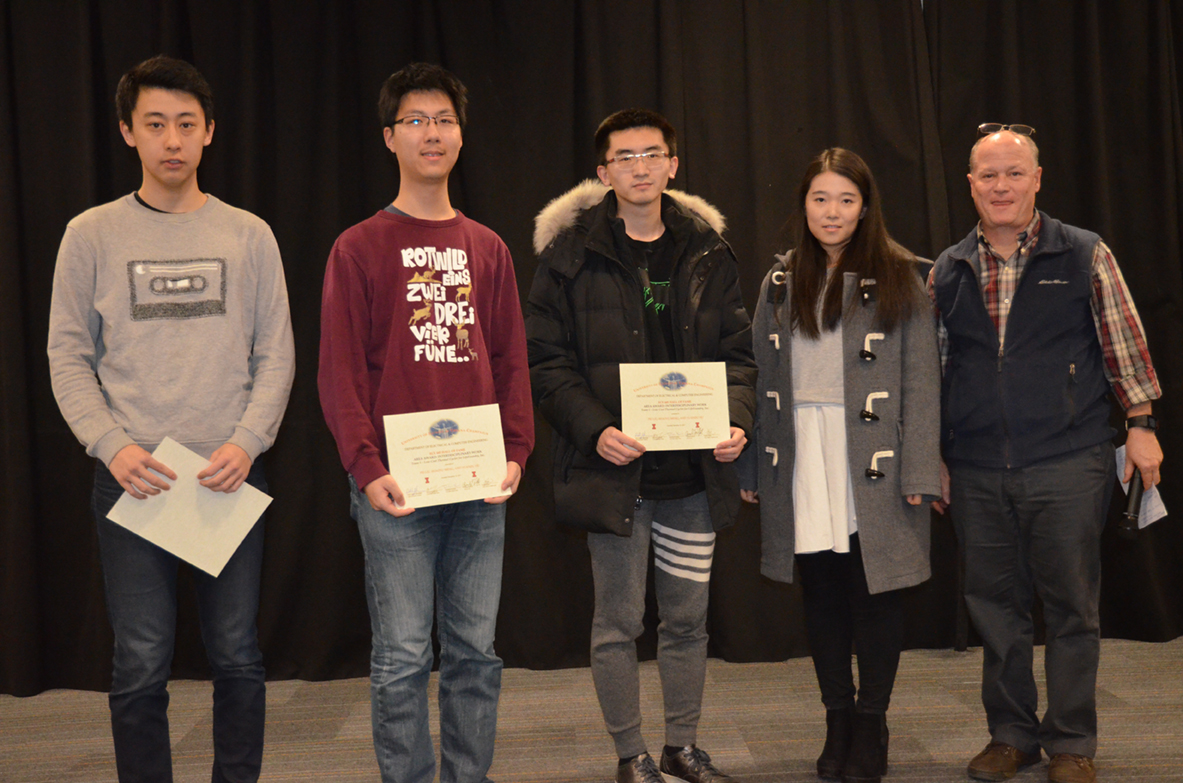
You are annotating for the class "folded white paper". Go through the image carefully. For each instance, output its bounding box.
[1116,444,1167,527]
[106,437,272,576]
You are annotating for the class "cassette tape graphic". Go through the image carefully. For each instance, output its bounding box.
[127,258,226,320]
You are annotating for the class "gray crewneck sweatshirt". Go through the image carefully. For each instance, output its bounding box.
[48,193,295,465]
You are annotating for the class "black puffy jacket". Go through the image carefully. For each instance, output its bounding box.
[526,181,757,536]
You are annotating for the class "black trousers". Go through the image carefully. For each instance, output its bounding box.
[796,534,904,714]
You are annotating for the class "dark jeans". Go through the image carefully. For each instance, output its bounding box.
[950,442,1114,758]
[796,534,904,715]
[93,459,267,783]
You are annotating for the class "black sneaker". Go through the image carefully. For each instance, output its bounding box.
[660,745,736,783]
[617,752,665,783]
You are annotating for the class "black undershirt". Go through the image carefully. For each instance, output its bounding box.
[611,220,704,500]
[134,192,171,213]
[622,231,678,363]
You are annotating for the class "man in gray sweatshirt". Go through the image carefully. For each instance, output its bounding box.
[47,55,294,783]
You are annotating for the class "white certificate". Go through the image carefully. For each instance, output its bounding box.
[106,437,273,577]
[619,362,730,451]
[384,403,509,509]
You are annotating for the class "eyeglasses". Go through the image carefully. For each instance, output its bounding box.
[978,123,1035,136]
[392,114,460,130]
[605,151,672,168]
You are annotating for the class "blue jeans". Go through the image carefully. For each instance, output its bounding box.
[93,460,267,783]
[350,477,506,783]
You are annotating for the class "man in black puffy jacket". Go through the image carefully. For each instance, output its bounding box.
[526,109,756,783]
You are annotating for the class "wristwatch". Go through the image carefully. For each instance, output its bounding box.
[1125,414,1159,432]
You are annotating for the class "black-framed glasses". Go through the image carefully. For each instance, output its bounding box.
[605,150,671,168]
[978,123,1035,136]
[392,114,460,130]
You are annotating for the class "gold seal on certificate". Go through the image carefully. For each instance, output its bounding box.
[619,362,730,451]
[383,403,509,508]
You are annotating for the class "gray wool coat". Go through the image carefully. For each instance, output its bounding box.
[738,255,943,594]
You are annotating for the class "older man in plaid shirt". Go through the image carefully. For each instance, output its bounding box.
[929,125,1162,783]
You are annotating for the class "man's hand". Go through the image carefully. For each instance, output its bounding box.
[713,427,747,463]
[740,489,759,504]
[364,474,416,517]
[197,444,253,493]
[110,444,177,499]
[597,427,645,466]
[1125,426,1163,489]
[931,459,951,514]
[486,461,523,504]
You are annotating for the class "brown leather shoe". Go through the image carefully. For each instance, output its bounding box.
[1048,754,1096,783]
[967,741,1042,781]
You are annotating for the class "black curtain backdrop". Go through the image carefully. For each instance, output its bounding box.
[2,0,1181,697]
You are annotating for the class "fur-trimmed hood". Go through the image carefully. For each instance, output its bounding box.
[533,179,727,255]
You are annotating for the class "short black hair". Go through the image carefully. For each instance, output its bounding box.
[115,55,214,128]
[378,63,468,130]
[594,109,677,166]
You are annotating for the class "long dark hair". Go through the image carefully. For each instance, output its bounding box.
[784,148,921,337]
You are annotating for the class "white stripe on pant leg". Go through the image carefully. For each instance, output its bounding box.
[652,539,714,583]
[650,533,715,557]
[654,557,712,582]
[650,518,715,581]
[652,543,714,571]
[651,520,716,542]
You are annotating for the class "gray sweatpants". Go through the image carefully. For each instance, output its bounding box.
[587,491,715,758]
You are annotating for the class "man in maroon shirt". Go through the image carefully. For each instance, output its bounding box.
[318,63,533,783]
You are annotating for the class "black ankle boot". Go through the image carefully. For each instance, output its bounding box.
[817,707,853,779]
[841,711,888,783]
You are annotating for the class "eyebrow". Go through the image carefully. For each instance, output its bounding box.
[810,189,859,197]
[612,144,666,155]
[140,110,200,119]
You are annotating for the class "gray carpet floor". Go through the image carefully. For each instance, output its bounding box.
[3,638,1181,782]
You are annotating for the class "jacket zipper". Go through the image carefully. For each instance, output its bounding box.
[676,241,720,357]
[1068,362,1077,427]
[997,343,1010,468]
[959,253,1012,469]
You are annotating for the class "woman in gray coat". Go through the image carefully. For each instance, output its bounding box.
[740,149,941,783]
